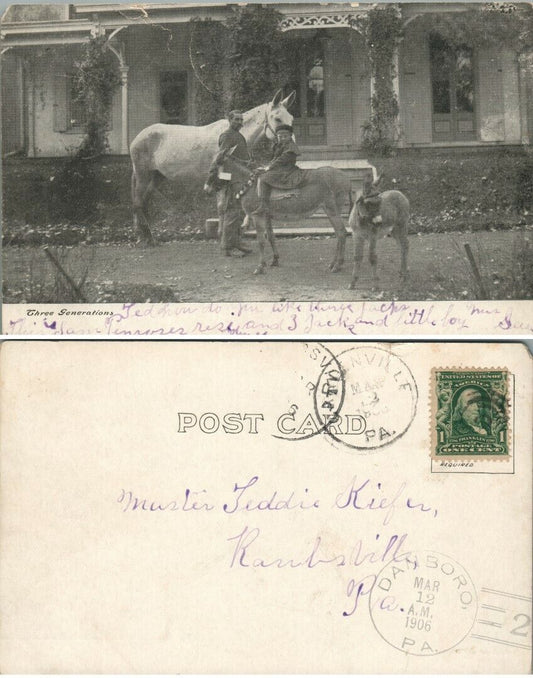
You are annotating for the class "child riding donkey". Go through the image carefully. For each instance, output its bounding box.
[252,124,306,216]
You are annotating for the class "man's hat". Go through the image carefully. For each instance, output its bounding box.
[276,124,293,134]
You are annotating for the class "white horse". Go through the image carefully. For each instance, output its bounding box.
[130,89,295,244]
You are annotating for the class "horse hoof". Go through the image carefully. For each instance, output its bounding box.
[270,257,279,267]
[225,248,245,258]
[349,279,358,290]
[254,266,266,275]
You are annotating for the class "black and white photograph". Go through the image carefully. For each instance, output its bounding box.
[1,0,532,305]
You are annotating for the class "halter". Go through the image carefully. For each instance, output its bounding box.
[263,106,278,140]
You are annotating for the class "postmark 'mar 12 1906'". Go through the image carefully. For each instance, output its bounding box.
[431,368,510,461]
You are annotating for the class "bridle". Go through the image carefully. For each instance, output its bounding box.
[263,106,278,140]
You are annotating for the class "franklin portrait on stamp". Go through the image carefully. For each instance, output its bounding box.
[451,386,491,437]
[432,369,510,459]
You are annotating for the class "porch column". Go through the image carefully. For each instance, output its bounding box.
[106,34,129,155]
[120,65,129,154]
[518,54,531,145]
[392,46,404,147]
[26,56,36,157]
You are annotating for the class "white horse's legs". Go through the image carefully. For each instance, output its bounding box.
[131,170,156,245]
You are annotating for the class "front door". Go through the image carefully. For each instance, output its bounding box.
[160,71,189,125]
[430,34,476,142]
[288,37,327,145]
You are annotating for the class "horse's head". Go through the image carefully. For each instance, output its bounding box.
[264,89,296,141]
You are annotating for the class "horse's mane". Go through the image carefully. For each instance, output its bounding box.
[203,103,266,131]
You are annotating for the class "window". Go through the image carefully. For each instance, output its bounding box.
[430,34,476,141]
[287,38,326,145]
[67,75,86,131]
[53,73,88,133]
[160,71,188,124]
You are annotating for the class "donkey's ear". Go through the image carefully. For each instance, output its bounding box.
[271,88,284,106]
[281,90,296,109]
[373,171,383,188]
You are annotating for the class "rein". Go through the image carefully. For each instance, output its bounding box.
[234,168,260,201]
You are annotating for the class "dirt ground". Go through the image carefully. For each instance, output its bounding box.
[3,228,532,303]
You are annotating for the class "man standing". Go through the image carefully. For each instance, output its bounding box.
[206,110,252,257]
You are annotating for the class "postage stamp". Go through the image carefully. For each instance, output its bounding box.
[431,368,511,462]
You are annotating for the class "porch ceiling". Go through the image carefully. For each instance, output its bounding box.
[0,2,477,47]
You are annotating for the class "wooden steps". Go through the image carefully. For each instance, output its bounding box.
[205,159,375,237]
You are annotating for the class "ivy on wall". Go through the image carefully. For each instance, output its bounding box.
[355,5,403,157]
[73,35,122,158]
[357,2,533,156]
[48,36,121,221]
[189,18,229,125]
[417,3,533,54]
[189,6,297,124]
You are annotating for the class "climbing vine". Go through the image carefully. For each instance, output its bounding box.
[189,18,229,124]
[417,3,533,53]
[73,35,122,158]
[189,6,294,123]
[355,5,403,157]
[48,36,121,221]
[225,5,292,111]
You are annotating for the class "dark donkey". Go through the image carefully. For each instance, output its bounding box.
[349,173,410,289]
[213,150,351,274]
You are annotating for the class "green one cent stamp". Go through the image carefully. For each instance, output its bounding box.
[432,369,510,458]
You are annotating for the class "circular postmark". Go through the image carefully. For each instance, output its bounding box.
[273,343,346,441]
[370,550,477,655]
[314,345,418,451]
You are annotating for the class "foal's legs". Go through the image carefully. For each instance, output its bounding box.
[131,170,156,245]
[349,232,366,290]
[369,232,379,288]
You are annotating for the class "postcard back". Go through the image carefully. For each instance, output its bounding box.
[0,341,531,673]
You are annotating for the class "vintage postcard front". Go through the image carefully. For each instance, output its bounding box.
[0,340,531,673]
[2,1,533,336]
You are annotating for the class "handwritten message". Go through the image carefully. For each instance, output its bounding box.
[4,299,533,335]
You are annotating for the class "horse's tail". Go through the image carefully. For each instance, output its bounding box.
[131,169,137,204]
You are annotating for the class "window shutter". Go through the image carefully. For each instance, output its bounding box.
[53,74,68,132]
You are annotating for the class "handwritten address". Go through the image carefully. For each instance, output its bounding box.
[117,473,438,617]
